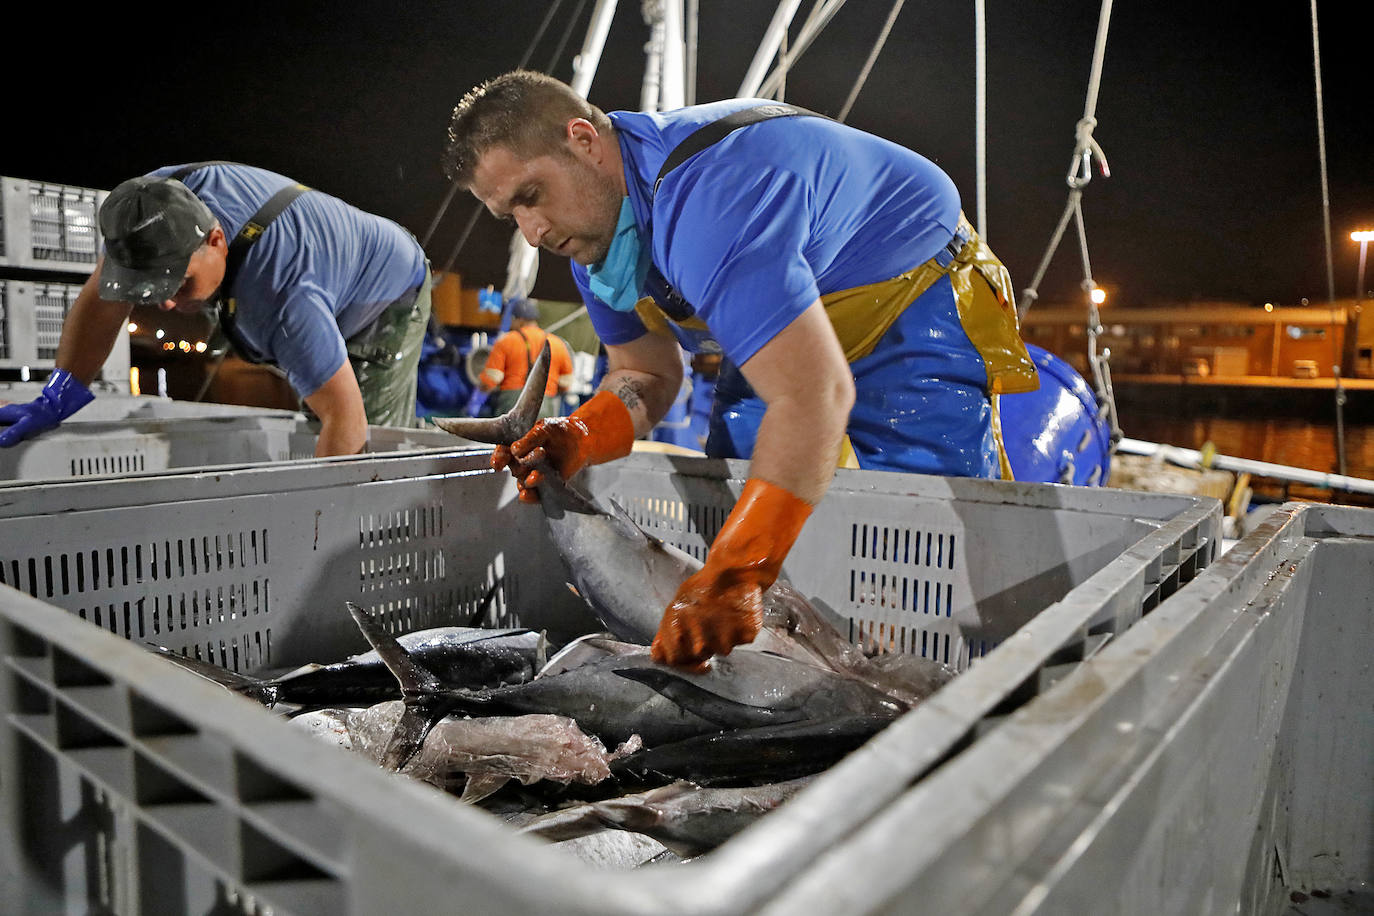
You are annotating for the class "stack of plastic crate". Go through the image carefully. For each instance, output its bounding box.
[0,176,129,385]
[0,452,1222,914]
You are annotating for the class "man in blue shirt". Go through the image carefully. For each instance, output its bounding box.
[442,71,1038,670]
[0,163,430,456]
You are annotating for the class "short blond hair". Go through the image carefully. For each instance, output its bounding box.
[443,70,612,186]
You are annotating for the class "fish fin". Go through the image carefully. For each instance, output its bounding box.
[145,643,275,703]
[431,342,550,445]
[536,630,549,671]
[460,772,511,804]
[345,602,447,697]
[379,698,445,771]
[537,632,626,678]
[466,577,504,627]
[612,667,800,729]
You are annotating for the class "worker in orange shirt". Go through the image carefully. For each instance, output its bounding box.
[478,298,576,418]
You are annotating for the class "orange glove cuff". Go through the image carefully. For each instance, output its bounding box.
[567,390,637,467]
[702,478,813,592]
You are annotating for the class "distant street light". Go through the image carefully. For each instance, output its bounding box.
[1089,287,1107,305]
[1353,229,1374,301]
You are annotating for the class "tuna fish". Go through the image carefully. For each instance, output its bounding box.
[344,601,903,770]
[146,624,547,709]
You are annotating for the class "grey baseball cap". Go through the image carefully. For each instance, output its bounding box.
[98,176,216,304]
[511,297,540,320]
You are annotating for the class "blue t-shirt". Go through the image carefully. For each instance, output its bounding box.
[575,100,961,365]
[151,163,426,398]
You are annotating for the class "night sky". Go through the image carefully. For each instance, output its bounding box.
[4,1,1370,309]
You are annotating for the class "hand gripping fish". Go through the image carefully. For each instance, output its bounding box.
[344,602,903,774]
[434,343,956,709]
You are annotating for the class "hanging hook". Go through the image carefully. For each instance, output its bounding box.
[1066,117,1111,189]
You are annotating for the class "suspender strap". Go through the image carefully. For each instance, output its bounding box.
[217,181,309,364]
[652,103,825,197]
[644,104,827,320]
[163,162,310,365]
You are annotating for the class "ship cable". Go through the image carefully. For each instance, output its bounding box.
[1308,0,1347,479]
[1015,0,1121,454]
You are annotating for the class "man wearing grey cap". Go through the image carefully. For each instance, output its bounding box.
[0,162,431,456]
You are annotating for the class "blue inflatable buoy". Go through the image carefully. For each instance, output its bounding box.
[999,344,1113,486]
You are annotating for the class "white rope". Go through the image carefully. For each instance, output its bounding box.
[1013,0,1120,452]
[974,0,987,238]
[755,0,847,99]
[1309,0,1346,476]
[1018,0,1113,317]
[1310,0,1336,305]
[837,0,906,123]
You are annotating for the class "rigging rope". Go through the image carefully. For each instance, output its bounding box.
[974,0,986,238]
[837,0,905,123]
[756,0,847,100]
[1309,0,1346,477]
[424,0,582,277]
[1016,0,1120,451]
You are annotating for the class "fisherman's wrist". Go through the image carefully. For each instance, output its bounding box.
[703,478,813,590]
[569,390,636,465]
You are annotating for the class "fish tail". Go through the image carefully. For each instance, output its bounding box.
[432,341,550,444]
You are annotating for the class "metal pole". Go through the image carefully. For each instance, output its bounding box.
[738,0,804,98]
[662,0,687,109]
[641,1,666,112]
[685,0,699,105]
[571,0,619,97]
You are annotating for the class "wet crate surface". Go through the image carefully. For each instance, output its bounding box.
[761,502,1374,916]
[0,453,1220,914]
[0,409,474,483]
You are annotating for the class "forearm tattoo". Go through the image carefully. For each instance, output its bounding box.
[613,379,646,412]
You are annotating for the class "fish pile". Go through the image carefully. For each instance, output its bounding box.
[150,344,958,863]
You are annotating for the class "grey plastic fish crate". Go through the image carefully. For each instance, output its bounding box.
[0,176,106,272]
[0,279,131,378]
[759,501,1374,916]
[0,388,301,422]
[0,452,1220,915]
[0,412,473,482]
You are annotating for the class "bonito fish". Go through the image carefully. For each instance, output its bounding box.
[147,624,547,708]
[345,602,903,770]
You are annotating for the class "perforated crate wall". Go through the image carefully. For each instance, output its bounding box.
[0,177,105,273]
[0,452,1223,916]
[0,280,9,360]
[587,460,1219,671]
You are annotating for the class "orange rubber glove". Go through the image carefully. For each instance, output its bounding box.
[493,390,636,503]
[651,478,813,670]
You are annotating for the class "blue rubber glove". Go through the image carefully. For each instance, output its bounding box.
[0,369,95,447]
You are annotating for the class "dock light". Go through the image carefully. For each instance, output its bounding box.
[1264,303,1274,312]
[1353,229,1374,301]
[127,322,138,333]
[129,366,140,396]
[178,340,191,352]
[1089,287,1107,305]
[194,341,207,353]
[155,329,164,340]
